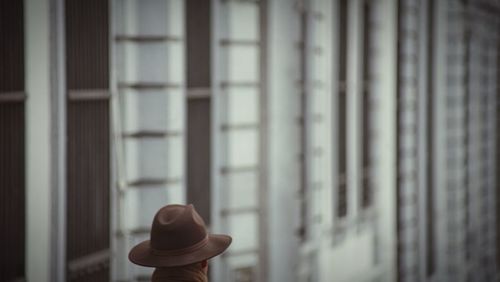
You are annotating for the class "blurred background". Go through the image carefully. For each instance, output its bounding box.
[1,0,500,281]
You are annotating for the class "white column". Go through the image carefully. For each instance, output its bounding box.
[434,0,448,280]
[376,0,398,281]
[268,0,301,281]
[25,0,53,280]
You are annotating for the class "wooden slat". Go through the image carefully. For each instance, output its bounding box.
[68,89,110,101]
[118,82,181,90]
[220,39,260,46]
[221,123,259,131]
[220,165,259,174]
[127,177,182,187]
[122,130,182,138]
[0,92,26,103]
[115,35,182,42]
[220,81,260,88]
[187,87,211,99]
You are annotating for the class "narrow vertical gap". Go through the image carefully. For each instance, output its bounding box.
[361,0,372,209]
[298,0,309,241]
[337,0,348,219]
[395,0,402,280]
[258,0,269,280]
[496,34,500,272]
[186,0,212,226]
[426,0,436,277]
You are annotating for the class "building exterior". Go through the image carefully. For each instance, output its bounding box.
[0,0,499,282]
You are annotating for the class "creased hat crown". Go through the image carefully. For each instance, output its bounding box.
[150,204,207,251]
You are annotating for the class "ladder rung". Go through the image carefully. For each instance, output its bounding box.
[115,35,182,42]
[221,123,259,131]
[118,82,181,90]
[220,39,260,46]
[220,81,260,89]
[221,207,259,216]
[295,43,323,55]
[127,178,182,187]
[295,80,324,89]
[187,87,211,99]
[221,165,258,174]
[130,227,150,235]
[122,130,182,138]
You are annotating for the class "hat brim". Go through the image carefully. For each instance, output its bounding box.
[128,234,232,268]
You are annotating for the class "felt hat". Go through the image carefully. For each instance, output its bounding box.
[128,204,232,267]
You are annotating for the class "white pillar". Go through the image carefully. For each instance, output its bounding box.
[25,0,53,280]
[376,0,398,281]
[267,0,301,281]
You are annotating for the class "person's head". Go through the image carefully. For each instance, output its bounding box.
[128,204,232,281]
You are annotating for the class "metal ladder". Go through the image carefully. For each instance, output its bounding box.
[211,0,268,281]
[295,0,331,281]
[110,0,186,281]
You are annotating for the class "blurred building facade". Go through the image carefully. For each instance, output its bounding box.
[1,0,500,281]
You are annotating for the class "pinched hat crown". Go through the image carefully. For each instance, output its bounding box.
[150,204,207,252]
[128,204,232,267]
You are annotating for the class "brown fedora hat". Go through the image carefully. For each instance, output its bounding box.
[128,204,232,267]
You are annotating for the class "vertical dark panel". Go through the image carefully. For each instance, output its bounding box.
[496,36,500,271]
[0,104,25,281]
[186,0,212,225]
[66,0,109,90]
[66,101,110,280]
[395,1,402,280]
[0,1,24,93]
[186,0,211,88]
[65,0,110,281]
[425,0,436,277]
[0,1,25,281]
[187,99,212,225]
[361,0,372,209]
[337,0,348,218]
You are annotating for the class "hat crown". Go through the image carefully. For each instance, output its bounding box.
[150,204,207,251]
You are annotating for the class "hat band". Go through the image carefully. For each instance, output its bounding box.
[150,235,209,256]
